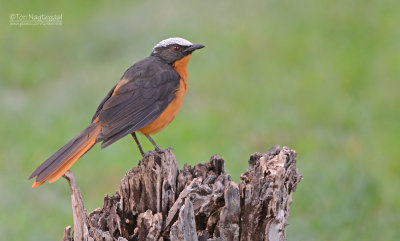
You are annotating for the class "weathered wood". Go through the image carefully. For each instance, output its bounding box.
[170,198,198,241]
[62,226,72,241]
[239,146,302,241]
[62,146,302,241]
[63,171,92,241]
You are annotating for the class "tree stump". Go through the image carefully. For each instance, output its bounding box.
[62,146,303,241]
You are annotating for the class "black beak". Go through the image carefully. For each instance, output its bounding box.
[184,44,205,54]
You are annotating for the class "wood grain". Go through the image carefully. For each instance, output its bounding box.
[62,146,302,241]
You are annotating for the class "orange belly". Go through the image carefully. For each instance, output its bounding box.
[138,78,186,135]
[138,55,191,135]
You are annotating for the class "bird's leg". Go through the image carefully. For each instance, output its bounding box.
[131,132,145,156]
[145,135,164,152]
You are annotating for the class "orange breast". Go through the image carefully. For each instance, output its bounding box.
[138,55,191,135]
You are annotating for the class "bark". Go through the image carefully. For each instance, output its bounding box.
[62,146,302,241]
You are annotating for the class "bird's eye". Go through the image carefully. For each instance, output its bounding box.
[173,46,180,51]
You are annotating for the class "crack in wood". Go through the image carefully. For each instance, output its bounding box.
[62,146,302,241]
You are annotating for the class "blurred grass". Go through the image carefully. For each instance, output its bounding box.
[1,0,399,240]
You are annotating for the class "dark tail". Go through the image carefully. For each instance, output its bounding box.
[29,122,101,188]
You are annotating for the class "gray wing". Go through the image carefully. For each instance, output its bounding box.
[94,56,180,148]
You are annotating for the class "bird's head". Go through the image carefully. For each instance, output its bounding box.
[151,37,205,64]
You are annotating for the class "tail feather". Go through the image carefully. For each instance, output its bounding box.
[30,122,101,188]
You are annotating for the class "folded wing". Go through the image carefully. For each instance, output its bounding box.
[94,56,180,148]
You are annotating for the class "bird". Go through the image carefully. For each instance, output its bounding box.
[29,37,204,188]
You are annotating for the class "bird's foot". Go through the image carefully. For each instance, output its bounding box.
[140,147,174,159]
[155,146,174,153]
[141,151,154,158]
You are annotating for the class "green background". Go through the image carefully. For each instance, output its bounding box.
[1,0,399,240]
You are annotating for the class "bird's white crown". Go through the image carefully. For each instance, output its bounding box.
[152,37,193,53]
